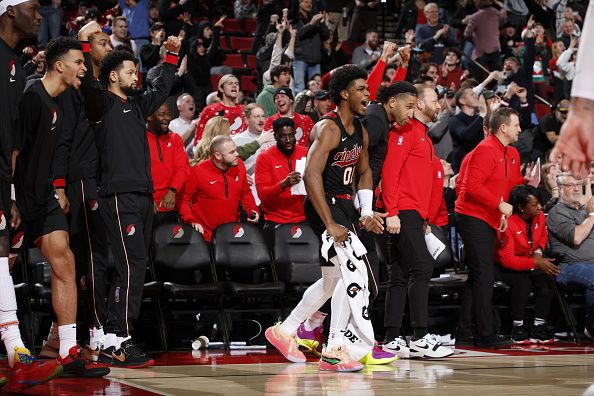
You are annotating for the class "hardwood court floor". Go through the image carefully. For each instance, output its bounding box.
[9,343,594,395]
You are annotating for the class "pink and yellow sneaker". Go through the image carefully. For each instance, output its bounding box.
[265,324,306,363]
[359,346,398,365]
[295,323,325,356]
[319,345,364,372]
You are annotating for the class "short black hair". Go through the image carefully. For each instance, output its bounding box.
[270,65,292,83]
[100,49,138,82]
[445,47,462,60]
[272,117,295,133]
[509,184,541,215]
[376,81,417,105]
[329,65,368,105]
[45,37,83,69]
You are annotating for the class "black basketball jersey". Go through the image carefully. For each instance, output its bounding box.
[319,112,364,196]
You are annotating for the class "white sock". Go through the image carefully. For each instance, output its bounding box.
[279,267,340,336]
[47,321,60,342]
[326,278,351,349]
[0,257,26,367]
[513,320,523,327]
[116,335,131,350]
[58,324,77,358]
[304,311,327,331]
[89,326,105,348]
[104,332,117,349]
[534,317,545,327]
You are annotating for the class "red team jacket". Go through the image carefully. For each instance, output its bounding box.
[192,102,246,145]
[263,112,313,147]
[428,156,449,227]
[381,118,434,218]
[495,212,548,271]
[455,135,524,229]
[254,144,308,224]
[147,130,190,212]
[180,159,258,242]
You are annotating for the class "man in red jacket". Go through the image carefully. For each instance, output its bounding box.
[255,117,308,242]
[381,84,453,359]
[180,136,259,242]
[454,107,523,348]
[146,102,190,226]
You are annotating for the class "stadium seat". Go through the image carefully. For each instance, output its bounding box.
[230,36,254,52]
[152,222,228,348]
[240,75,257,95]
[211,74,223,91]
[226,54,246,68]
[535,103,552,119]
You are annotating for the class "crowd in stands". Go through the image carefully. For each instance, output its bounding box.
[2,0,594,380]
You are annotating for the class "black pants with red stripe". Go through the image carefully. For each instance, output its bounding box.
[100,192,153,337]
[68,178,109,330]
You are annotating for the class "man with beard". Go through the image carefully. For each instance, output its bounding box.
[232,103,275,176]
[193,74,246,144]
[381,84,454,359]
[0,0,64,390]
[264,87,314,148]
[255,117,308,243]
[265,65,381,372]
[14,36,109,379]
[147,102,190,226]
[79,25,181,368]
[455,107,523,348]
[351,29,381,71]
[41,25,113,364]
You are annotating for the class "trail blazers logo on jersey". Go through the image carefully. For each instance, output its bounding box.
[9,60,16,83]
[331,144,362,168]
[233,225,245,238]
[89,200,99,211]
[50,109,58,131]
[0,211,5,230]
[172,226,184,239]
[126,224,136,236]
[12,232,24,250]
[290,226,302,239]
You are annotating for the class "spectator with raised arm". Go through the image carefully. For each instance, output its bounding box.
[414,2,457,64]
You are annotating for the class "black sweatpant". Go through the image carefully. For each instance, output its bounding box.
[384,210,434,331]
[456,213,496,338]
[100,192,153,337]
[496,265,555,322]
[68,178,109,329]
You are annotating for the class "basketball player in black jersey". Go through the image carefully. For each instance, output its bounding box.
[265,65,383,372]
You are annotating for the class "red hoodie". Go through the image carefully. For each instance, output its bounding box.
[180,159,258,242]
[495,212,547,271]
[254,144,308,223]
[193,102,246,145]
[264,112,313,147]
[428,156,449,226]
[381,117,434,218]
[455,135,524,229]
[147,130,190,212]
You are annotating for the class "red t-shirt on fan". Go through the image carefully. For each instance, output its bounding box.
[193,102,246,145]
[264,112,314,147]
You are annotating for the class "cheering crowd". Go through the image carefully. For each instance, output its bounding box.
[0,0,594,389]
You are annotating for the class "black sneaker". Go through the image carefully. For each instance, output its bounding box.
[475,334,509,349]
[530,324,554,344]
[58,345,111,378]
[111,339,154,368]
[511,326,530,344]
[97,346,115,366]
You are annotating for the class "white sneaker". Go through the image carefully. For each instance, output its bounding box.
[382,337,410,359]
[409,334,454,358]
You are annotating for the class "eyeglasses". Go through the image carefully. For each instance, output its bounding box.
[560,182,583,189]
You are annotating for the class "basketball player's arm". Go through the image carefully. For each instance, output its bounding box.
[303,121,348,243]
[356,127,385,234]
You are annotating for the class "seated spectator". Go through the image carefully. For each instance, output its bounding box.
[180,136,259,242]
[193,74,247,145]
[414,2,457,64]
[449,87,486,172]
[147,102,190,226]
[110,16,138,56]
[264,87,314,147]
[495,185,558,344]
[532,99,569,162]
[232,104,275,175]
[437,47,465,91]
[257,65,293,117]
[169,93,196,145]
[351,29,382,71]
[255,117,308,242]
[140,22,166,71]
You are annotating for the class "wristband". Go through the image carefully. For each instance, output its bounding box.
[10,184,15,201]
[588,212,594,217]
[357,189,373,218]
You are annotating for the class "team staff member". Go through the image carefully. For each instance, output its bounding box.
[146,101,189,226]
[255,117,308,240]
[180,136,259,242]
[381,85,453,359]
[0,0,65,390]
[14,36,108,379]
[455,107,524,348]
[79,21,181,368]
